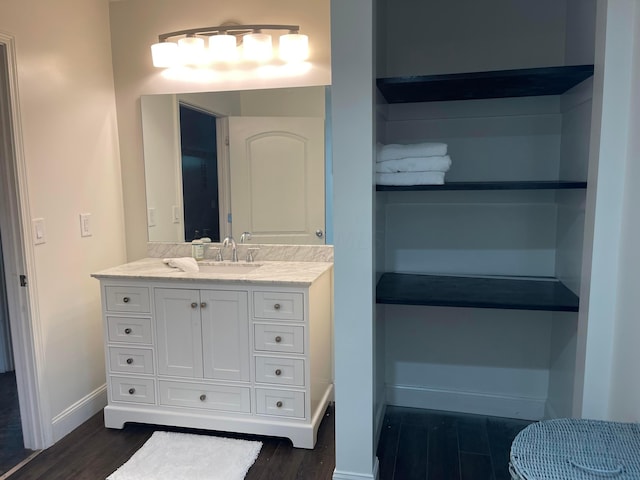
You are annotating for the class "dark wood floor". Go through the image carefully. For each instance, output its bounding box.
[0,371,33,477]
[378,406,533,480]
[7,406,335,480]
[5,402,531,480]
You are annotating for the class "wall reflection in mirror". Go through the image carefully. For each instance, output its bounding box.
[141,86,330,245]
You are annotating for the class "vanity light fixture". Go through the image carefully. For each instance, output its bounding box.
[151,24,309,68]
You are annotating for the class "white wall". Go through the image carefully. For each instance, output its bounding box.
[565,0,597,66]
[608,2,640,421]
[240,87,325,117]
[574,0,635,420]
[140,95,182,242]
[109,0,331,261]
[379,0,567,77]
[0,0,125,445]
[331,0,377,477]
[385,306,553,419]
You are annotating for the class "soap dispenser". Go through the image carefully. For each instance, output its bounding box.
[192,239,204,260]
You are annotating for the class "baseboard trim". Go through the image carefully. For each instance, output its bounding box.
[386,384,545,420]
[333,461,379,480]
[51,383,107,442]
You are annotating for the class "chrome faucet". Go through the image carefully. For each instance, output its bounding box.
[222,236,238,262]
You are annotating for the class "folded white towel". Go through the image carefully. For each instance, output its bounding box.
[376,171,445,186]
[163,257,200,273]
[377,142,447,162]
[376,155,451,173]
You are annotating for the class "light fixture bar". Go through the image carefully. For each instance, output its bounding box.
[151,23,309,69]
[157,24,300,42]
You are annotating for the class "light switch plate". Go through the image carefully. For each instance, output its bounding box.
[147,208,156,227]
[32,218,46,245]
[172,205,180,224]
[80,213,92,237]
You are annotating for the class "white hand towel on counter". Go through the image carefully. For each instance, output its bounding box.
[377,142,447,162]
[376,171,445,186]
[376,155,451,173]
[163,257,200,273]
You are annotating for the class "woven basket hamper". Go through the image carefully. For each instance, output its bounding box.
[509,418,640,479]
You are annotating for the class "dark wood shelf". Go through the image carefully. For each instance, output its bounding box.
[375,180,587,192]
[376,273,579,312]
[377,65,594,104]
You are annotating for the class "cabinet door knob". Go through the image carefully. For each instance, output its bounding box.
[191,302,198,309]
[123,297,130,303]
[126,358,133,365]
[128,388,135,395]
[275,336,282,343]
[275,369,282,376]
[124,328,132,334]
[276,401,283,408]
[200,302,207,308]
[199,394,207,401]
[274,303,281,310]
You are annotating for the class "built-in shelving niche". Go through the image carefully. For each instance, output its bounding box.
[376,65,593,312]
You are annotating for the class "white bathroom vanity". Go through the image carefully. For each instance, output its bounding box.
[92,258,333,448]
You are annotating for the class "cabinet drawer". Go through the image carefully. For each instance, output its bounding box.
[108,347,154,375]
[107,316,152,344]
[159,380,251,413]
[254,324,304,354]
[105,286,150,313]
[256,388,305,418]
[255,356,305,386]
[253,291,303,321]
[110,376,155,404]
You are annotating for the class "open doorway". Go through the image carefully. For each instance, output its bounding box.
[0,229,31,475]
[178,103,220,242]
[0,43,33,476]
[0,35,45,471]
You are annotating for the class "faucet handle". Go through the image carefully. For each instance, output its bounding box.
[247,248,260,263]
[212,247,223,262]
[240,232,252,243]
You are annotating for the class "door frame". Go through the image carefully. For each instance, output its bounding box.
[0,32,49,449]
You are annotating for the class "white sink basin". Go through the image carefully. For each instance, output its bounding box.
[198,262,262,274]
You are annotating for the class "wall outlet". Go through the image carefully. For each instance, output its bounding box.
[147,208,156,227]
[79,213,92,237]
[32,218,46,245]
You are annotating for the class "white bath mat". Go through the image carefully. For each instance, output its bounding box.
[107,431,262,480]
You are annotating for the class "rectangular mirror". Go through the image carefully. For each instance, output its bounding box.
[141,86,330,245]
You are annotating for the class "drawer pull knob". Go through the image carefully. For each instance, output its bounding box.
[123,297,130,303]
[200,302,207,308]
[191,302,198,309]
[124,328,132,334]
[275,369,282,376]
[274,303,281,310]
[276,401,283,408]
[128,388,135,395]
[199,394,207,401]
[126,358,133,365]
[275,336,282,343]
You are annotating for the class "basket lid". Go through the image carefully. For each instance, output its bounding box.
[510,419,640,479]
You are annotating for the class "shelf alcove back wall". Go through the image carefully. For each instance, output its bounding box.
[377,77,592,420]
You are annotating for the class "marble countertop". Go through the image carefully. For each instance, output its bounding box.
[92,257,333,286]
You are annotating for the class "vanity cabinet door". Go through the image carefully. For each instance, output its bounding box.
[155,288,203,378]
[200,290,250,382]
